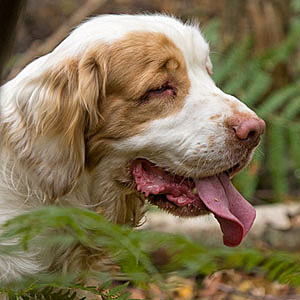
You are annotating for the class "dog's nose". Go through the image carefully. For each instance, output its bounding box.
[229,116,266,147]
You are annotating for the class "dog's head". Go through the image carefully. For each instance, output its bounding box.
[1,15,265,246]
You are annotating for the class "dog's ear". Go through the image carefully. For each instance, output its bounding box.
[3,46,107,200]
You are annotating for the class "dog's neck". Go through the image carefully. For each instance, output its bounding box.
[88,158,146,226]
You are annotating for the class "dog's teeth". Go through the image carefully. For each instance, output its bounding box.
[177,198,186,204]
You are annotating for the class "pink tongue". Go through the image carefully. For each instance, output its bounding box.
[195,173,256,247]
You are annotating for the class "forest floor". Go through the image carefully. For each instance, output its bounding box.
[125,269,300,300]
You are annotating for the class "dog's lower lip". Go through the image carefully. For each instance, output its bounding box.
[147,194,209,217]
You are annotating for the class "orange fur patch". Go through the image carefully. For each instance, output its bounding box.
[86,32,190,167]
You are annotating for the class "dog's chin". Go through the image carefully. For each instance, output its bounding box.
[129,151,253,218]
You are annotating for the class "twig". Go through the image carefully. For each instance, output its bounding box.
[218,283,300,300]
[8,0,108,79]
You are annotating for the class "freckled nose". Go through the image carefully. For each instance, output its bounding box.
[229,117,266,147]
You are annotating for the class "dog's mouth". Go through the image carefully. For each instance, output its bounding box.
[132,159,256,247]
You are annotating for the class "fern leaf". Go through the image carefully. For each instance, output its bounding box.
[213,38,252,85]
[222,61,260,95]
[262,18,300,69]
[268,120,289,200]
[282,96,300,119]
[243,71,272,107]
[258,83,300,118]
[233,137,265,200]
[223,67,249,95]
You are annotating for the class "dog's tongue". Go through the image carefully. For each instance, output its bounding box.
[195,173,256,247]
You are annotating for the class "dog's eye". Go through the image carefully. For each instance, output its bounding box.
[151,83,170,94]
[142,82,176,102]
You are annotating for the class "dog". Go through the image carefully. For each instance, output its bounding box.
[0,14,265,287]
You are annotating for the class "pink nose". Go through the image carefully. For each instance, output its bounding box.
[229,116,266,147]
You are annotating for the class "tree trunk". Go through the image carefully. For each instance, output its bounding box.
[0,0,25,82]
[222,0,291,53]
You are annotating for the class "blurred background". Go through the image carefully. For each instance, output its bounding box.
[1,0,300,299]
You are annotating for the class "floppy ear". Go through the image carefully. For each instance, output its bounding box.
[3,47,106,200]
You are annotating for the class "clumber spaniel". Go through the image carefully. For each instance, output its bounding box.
[0,14,265,287]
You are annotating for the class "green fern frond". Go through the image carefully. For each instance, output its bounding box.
[223,66,249,95]
[282,96,300,119]
[213,37,252,85]
[243,71,272,107]
[258,83,300,118]
[268,120,289,200]
[1,207,300,298]
[22,288,78,300]
[233,137,265,200]
[262,18,300,70]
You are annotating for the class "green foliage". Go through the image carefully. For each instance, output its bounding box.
[1,207,300,299]
[203,16,300,202]
[6,281,132,300]
[0,206,158,299]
